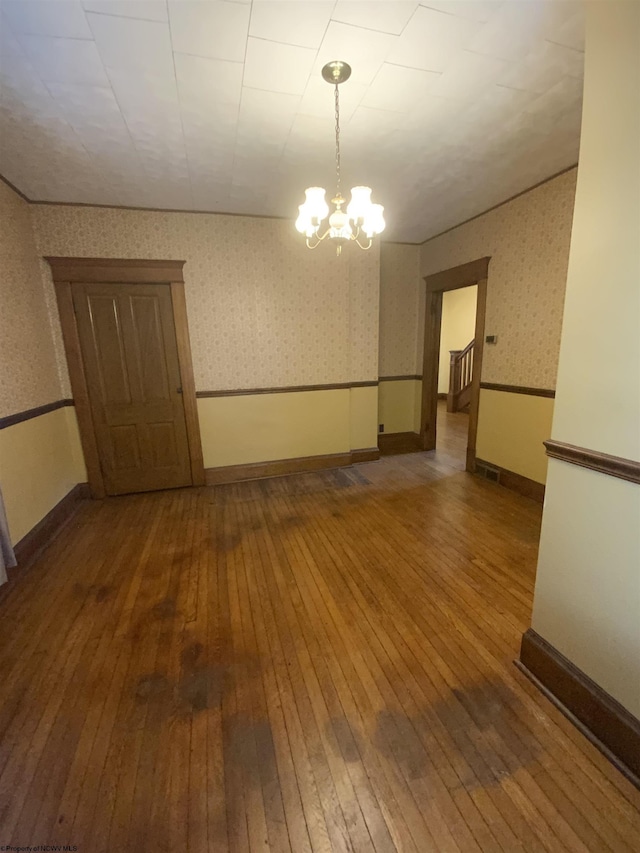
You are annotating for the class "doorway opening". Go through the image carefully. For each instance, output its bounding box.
[435,285,478,468]
[420,257,490,472]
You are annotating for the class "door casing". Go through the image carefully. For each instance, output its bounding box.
[47,257,205,499]
[420,257,490,472]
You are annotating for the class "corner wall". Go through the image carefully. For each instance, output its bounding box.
[531,0,640,718]
[0,181,86,546]
[378,243,422,435]
[31,204,381,470]
[419,167,578,483]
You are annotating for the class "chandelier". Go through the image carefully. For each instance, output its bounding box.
[295,61,385,256]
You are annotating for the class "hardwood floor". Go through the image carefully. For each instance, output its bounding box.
[436,399,469,466]
[1,452,639,851]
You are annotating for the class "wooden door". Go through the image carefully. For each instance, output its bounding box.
[72,282,192,495]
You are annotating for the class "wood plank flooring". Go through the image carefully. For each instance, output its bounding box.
[1,428,639,850]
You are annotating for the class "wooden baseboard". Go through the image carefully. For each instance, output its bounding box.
[378,432,423,456]
[205,448,379,486]
[14,483,90,568]
[518,629,640,787]
[351,447,381,464]
[437,392,447,400]
[475,458,545,503]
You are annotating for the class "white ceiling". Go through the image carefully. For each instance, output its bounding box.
[0,0,584,242]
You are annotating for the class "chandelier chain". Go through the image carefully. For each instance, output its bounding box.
[334,82,341,195]
[295,61,385,254]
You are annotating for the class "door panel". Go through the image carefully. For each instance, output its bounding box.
[73,282,192,495]
[88,296,132,404]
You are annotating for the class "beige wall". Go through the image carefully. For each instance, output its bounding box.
[349,385,379,452]
[378,380,422,435]
[476,390,553,484]
[198,386,378,469]
[532,0,640,717]
[0,407,86,544]
[438,285,477,394]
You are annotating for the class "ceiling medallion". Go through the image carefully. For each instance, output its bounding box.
[295,61,386,256]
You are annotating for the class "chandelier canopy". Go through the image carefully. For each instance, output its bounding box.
[295,61,385,255]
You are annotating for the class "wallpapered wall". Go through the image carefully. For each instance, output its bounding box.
[421,167,578,389]
[31,206,380,396]
[0,182,62,417]
[378,243,421,377]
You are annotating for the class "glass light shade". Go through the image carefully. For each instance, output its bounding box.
[303,186,329,222]
[362,203,385,237]
[295,207,318,237]
[346,186,372,222]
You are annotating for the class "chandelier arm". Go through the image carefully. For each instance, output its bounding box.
[306,225,332,249]
[353,235,373,250]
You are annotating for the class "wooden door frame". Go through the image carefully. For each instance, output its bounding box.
[46,257,205,498]
[420,257,490,472]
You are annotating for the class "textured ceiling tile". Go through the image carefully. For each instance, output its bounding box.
[0,0,586,241]
[469,0,578,62]
[249,1,334,49]
[87,11,174,79]
[498,40,583,95]
[0,31,68,120]
[238,86,300,127]
[2,1,92,39]
[228,183,269,210]
[191,180,231,210]
[523,74,583,121]
[547,10,585,52]
[175,53,243,110]
[345,105,403,152]
[47,81,134,150]
[181,102,239,146]
[298,73,366,123]
[168,0,250,62]
[107,64,180,123]
[16,34,109,85]
[362,63,440,112]
[331,1,419,36]
[418,1,503,24]
[431,49,509,99]
[243,37,316,95]
[315,21,397,87]
[387,5,480,72]
[48,80,124,122]
[82,1,168,22]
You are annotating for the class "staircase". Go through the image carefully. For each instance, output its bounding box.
[447,339,474,413]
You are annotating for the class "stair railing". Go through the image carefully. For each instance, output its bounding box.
[447,339,474,413]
